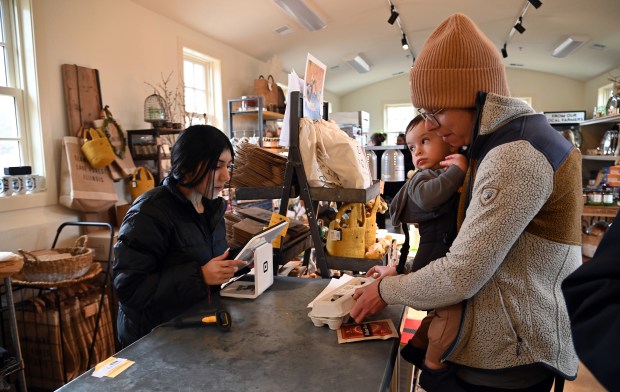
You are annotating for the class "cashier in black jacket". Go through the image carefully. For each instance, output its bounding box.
[113,125,246,347]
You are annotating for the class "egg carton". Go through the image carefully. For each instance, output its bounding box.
[310,277,373,318]
[307,311,351,330]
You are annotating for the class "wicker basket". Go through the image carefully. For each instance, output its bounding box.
[18,235,93,282]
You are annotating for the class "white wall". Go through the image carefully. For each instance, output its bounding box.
[340,68,591,135]
[0,0,273,252]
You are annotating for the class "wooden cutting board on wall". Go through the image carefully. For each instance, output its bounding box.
[61,64,103,136]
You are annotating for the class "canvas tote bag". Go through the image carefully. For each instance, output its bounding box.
[298,117,340,187]
[59,136,118,212]
[315,120,372,189]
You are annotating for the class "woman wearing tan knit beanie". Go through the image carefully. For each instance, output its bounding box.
[352,13,582,392]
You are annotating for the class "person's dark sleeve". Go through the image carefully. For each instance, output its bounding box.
[410,166,464,212]
[113,208,207,313]
[561,210,620,391]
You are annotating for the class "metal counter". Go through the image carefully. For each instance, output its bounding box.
[57,276,404,392]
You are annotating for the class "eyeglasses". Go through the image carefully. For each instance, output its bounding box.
[417,108,443,127]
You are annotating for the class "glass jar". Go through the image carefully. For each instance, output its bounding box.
[603,189,614,206]
[588,189,602,206]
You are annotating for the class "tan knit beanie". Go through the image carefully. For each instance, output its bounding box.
[409,13,510,109]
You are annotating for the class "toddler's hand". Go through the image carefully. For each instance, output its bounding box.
[441,153,467,173]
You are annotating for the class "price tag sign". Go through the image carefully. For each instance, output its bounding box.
[544,111,585,124]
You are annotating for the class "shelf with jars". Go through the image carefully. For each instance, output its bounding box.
[127,129,181,183]
[578,113,619,191]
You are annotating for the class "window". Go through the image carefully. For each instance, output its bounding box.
[0,0,44,211]
[384,103,415,145]
[598,83,613,110]
[0,0,29,169]
[182,48,222,129]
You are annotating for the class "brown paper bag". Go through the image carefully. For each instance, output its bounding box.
[59,136,118,212]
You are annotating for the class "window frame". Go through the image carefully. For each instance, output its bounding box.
[383,102,415,145]
[598,83,613,110]
[1,0,31,168]
[0,0,46,213]
[182,48,222,129]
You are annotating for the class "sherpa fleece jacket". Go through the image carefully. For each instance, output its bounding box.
[379,93,582,379]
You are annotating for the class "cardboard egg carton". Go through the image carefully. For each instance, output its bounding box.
[310,277,374,319]
[307,312,351,330]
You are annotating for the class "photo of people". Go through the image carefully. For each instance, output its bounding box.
[303,53,326,120]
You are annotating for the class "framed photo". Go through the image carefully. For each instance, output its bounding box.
[303,53,326,121]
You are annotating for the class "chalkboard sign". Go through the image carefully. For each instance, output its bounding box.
[543,111,586,124]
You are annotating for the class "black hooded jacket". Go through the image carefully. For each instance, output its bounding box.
[113,177,227,346]
[562,210,620,391]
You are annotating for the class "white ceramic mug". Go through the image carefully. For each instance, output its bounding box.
[25,175,47,193]
[11,175,26,195]
[0,176,12,196]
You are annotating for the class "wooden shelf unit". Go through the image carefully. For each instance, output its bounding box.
[579,114,620,184]
[228,97,284,147]
[127,129,181,183]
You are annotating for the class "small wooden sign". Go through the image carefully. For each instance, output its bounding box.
[543,111,586,124]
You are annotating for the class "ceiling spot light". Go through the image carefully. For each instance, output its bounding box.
[388,5,399,25]
[401,34,409,50]
[527,0,542,9]
[501,44,508,58]
[514,17,526,34]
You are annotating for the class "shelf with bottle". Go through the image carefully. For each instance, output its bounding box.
[579,114,620,160]
[228,97,284,148]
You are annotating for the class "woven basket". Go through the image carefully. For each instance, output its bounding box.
[18,235,93,282]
